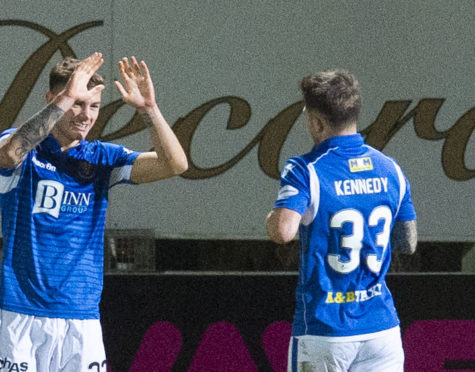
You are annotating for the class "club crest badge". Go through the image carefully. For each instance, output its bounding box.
[78,160,96,180]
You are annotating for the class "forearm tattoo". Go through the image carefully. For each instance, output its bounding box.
[13,104,64,159]
[391,220,418,254]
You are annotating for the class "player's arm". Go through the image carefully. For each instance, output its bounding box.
[391,220,417,255]
[0,53,104,168]
[266,208,302,244]
[0,104,66,168]
[130,105,188,183]
[114,57,188,183]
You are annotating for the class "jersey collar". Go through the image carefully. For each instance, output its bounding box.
[40,135,87,154]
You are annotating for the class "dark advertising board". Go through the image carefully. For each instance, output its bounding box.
[101,274,475,372]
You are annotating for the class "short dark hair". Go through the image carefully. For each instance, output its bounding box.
[300,69,361,127]
[49,56,104,92]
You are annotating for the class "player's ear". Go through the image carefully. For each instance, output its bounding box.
[306,110,322,139]
[312,112,326,133]
[316,117,325,133]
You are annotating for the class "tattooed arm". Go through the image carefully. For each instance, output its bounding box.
[0,104,67,168]
[0,52,104,168]
[114,57,188,183]
[391,220,418,255]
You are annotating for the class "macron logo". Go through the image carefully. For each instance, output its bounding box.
[32,156,57,172]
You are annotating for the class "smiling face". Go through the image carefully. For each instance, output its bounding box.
[47,89,102,150]
[47,56,104,150]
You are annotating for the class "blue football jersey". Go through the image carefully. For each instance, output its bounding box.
[273,134,416,337]
[0,128,140,319]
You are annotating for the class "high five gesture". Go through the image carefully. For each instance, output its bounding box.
[114,56,155,112]
[0,52,105,166]
[57,52,105,109]
[115,57,188,183]
[0,52,187,371]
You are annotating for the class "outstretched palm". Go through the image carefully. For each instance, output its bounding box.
[115,56,156,110]
[64,52,104,101]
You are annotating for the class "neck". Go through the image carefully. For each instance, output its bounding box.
[51,129,81,152]
[314,122,357,145]
[59,141,80,152]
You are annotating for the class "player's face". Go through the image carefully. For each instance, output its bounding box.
[54,91,102,143]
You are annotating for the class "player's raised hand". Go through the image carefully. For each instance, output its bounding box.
[62,52,105,101]
[114,57,157,112]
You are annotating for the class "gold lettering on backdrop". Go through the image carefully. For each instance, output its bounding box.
[172,98,303,179]
[362,99,474,180]
[175,97,474,180]
[0,20,103,128]
[443,108,475,181]
[88,102,145,141]
[173,97,252,179]
[0,20,136,144]
[0,21,473,181]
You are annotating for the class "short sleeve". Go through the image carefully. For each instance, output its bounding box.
[395,170,416,222]
[273,157,310,215]
[0,128,15,143]
[102,143,140,187]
